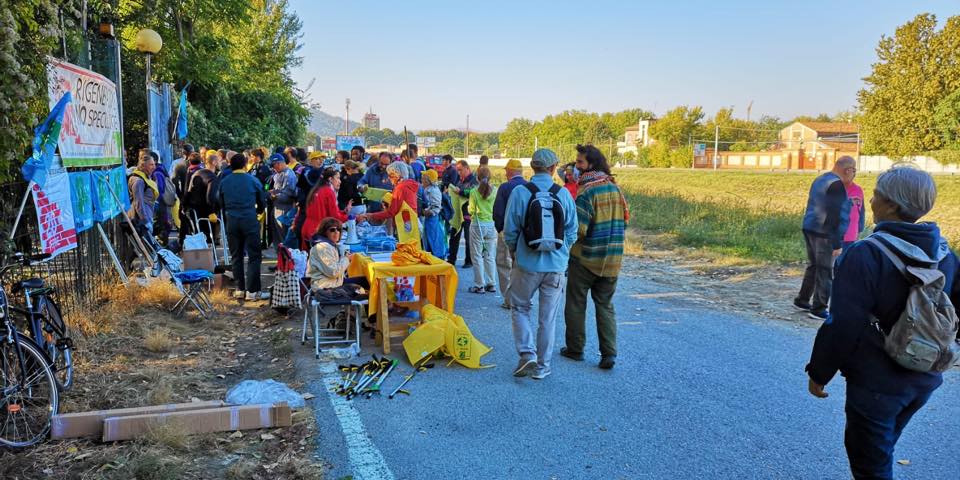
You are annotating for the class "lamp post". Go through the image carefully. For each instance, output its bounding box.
[135,28,162,152]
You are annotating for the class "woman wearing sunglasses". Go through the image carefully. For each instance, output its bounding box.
[305,217,368,291]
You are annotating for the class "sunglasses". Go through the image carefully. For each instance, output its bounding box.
[326,227,344,233]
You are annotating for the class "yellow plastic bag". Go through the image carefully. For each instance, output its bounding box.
[421,305,491,369]
[402,319,445,366]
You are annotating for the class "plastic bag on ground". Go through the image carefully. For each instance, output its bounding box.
[225,379,306,408]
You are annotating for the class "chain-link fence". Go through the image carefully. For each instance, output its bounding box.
[1,178,134,318]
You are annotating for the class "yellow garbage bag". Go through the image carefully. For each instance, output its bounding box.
[422,305,491,369]
[402,319,445,366]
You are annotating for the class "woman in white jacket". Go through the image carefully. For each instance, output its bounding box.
[306,217,368,290]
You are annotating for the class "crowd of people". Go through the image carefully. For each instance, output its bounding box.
[125,142,631,377]
[125,141,960,479]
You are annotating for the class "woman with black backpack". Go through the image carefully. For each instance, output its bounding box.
[806,166,960,480]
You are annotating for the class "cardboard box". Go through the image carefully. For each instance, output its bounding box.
[51,400,227,439]
[212,273,228,290]
[182,248,215,272]
[102,402,292,442]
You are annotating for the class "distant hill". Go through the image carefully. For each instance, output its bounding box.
[308,108,359,137]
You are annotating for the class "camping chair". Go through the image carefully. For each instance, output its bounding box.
[155,249,214,319]
[300,281,367,359]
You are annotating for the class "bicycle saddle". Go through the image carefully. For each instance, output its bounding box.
[11,278,44,293]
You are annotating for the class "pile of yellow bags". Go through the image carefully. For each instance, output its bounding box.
[402,305,491,369]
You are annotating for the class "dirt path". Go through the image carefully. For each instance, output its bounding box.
[625,232,818,327]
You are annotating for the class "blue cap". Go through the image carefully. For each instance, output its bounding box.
[269,153,286,165]
[531,149,559,169]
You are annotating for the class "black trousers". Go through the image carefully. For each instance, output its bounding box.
[447,219,472,265]
[226,216,262,293]
[796,231,834,312]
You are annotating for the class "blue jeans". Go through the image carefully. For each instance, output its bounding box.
[844,383,934,480]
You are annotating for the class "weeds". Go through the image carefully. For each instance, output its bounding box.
[144,328,175,353]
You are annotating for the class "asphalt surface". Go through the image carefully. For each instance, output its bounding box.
[297,254,960,480]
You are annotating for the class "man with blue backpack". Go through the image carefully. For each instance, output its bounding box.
[503,149,578,381]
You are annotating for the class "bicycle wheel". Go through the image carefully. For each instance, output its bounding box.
[38,298,72,390]
[0,335,59,448]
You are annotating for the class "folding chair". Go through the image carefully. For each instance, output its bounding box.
[154,249,214,319]
[171,270,215,318]
[300,286,366,359]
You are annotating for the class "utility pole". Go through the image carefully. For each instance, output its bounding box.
[534,136,538,151]
[344,97,351,134]
[465,114,469,158]
[713,124,719,170]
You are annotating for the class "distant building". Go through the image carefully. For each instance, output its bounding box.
[363,111,380,130]
[694,120,861,171]
[617,118,657,155]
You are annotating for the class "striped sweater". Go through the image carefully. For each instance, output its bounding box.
[571,171,629,277]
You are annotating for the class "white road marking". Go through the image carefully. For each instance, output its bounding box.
[319,361,395,480]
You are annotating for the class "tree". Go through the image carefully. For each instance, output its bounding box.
[650,106,704,147]
[858,13,960,156]
[500,118,535,157]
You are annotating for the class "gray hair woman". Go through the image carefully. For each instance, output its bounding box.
[806,165,960,479]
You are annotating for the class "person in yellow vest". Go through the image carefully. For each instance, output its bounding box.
[128,151,162,251]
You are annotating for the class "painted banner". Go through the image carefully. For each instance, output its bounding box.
[46,58,122,167]
[68,171,95,233]
[321,137,337,151]
[336,135,365,152]
[91,166,131,222]
[148,82,174,170]
[32,157,77,258]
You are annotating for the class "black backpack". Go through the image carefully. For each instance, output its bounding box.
[522,183,565,252]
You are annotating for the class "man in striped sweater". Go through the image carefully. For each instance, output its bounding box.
[561,145,630,370]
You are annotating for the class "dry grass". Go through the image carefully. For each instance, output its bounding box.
[147,379,175,405]
[144,328,175,353]
[142,422,191,452]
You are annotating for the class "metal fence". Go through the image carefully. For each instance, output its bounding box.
[1,179,133,318]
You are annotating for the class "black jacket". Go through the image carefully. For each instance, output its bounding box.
[184,168,220,217]
[338,172,363,210]
[807,221,960,395]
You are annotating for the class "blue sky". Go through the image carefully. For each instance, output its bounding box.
[288,0,957,132]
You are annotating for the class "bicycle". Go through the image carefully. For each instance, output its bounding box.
[6,255,73,391]
[0,253,60,448]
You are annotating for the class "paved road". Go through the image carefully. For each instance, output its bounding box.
[298,257,960,479]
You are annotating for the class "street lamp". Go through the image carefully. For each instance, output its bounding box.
[135,28,162,153]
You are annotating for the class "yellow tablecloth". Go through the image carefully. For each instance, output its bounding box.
[347,253,458,317]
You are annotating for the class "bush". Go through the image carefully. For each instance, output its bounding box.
[670,146,694,168]
[648,143,672,168]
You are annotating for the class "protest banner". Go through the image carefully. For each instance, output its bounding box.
[92,166,131,222]
[336,135,365,152]
[32,158,77,258]
[46,58,123,167]
[69,171,95,233]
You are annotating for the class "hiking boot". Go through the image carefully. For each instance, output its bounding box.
[246,291,271,301]
[532,366,552,380]
[468,286,485,294]
[484,285,497,293]
[599,356,616,370]
[232,290,246,299]
[513,357,537,377]
[808,309,829,321]
[560,347,584,361]
[793,299,812,311]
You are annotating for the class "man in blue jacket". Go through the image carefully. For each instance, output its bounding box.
[795,156,855,320]
[503,149,578,380]
[493,158,527,309]
[806,166,960,480]
[359,152,394,213]
[221,153,269,301]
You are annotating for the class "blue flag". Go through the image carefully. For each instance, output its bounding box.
[22,92,71,188]
[176,88,188,139]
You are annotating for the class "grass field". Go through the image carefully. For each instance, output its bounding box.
[612,169,960,264]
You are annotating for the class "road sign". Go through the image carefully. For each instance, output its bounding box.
[321,137,337,151]
[694,143,707,156]
[416,136,436,148]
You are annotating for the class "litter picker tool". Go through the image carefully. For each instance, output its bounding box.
[365,359,398,398]
[388,354,433,399]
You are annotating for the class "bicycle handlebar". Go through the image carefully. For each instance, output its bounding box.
[0,252,51,278]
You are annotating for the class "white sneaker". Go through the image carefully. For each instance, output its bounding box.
[232,290,246,299]
[532,367,552,380]
[246,291,271,301]
[513,358,537,377]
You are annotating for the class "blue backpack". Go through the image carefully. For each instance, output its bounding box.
[440,192,454,221]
